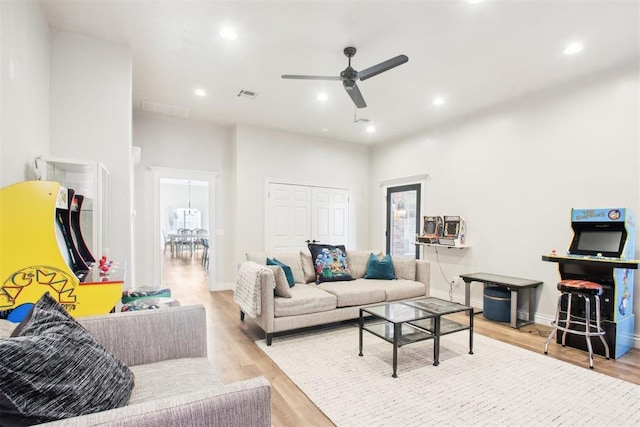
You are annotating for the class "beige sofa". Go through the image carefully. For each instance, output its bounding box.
[1,305,271,426]
[241,250,430,345]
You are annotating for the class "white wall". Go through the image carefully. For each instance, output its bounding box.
[0,0,50,186]
[160,181,210,233]
[133,117,371,285]
[133,111,231,286]
[370,65,640,335]
[49,30,134,281]
[235,124,371,265]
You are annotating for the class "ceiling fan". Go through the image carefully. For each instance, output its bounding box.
[281,47,408,109]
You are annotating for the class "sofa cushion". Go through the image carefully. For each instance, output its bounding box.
[266,266,293,298]
[318,281,386,307]
[364,253,396,280]
[362,279,427,301]
[274,284,337,317]
[300,250,316,283]
[128,358,220,405]
[0,293,134,425]
[346,250,380,279]
[246,252,305,284]
[266,258,295,287]
[392,257,417,280]
[308,243,353,284]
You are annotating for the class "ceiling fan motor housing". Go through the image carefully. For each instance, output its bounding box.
[341,66,358,90]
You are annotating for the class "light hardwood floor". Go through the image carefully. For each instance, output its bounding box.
[162,252,640,426]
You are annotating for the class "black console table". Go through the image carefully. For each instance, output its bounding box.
[459,272,543,329]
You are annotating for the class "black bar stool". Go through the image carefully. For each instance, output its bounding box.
[544,279,610,369]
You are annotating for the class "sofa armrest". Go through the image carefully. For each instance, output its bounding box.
[41,376,272,427]
[78,305,207,367]
[415,259,431,296]
[255,269,276,333]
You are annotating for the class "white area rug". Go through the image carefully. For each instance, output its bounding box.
[256,324,640,426]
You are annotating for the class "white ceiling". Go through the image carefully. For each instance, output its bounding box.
[40,0,639,145]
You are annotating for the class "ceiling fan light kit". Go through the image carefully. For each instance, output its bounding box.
[282,46,408,109]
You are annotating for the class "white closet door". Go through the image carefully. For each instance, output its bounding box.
[266,183,349,251]
[311,187,349,245]
[267,183,312,252]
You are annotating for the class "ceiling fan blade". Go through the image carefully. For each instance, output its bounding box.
[345,83,367,109]
[358,54,408,81]
[281,74,342,81]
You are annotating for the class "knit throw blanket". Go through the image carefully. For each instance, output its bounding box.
[234,261,269,318]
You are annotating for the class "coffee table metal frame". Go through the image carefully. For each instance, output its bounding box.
[359,297,473,378]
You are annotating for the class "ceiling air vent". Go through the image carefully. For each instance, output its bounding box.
[237,89,258,100]
[140,100,190,118]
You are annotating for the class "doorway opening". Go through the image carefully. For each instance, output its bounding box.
[151,167,218,290]
[160,177,209,257]
[386,184,421,258]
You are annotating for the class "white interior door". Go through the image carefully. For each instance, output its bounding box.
[266,183,349,251]
[312,187,349,245]
[267,183,312,252]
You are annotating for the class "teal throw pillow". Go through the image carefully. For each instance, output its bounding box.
[364,253,396,280]
[266,258,295,287]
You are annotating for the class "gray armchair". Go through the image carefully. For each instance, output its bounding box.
[38,305,271,426]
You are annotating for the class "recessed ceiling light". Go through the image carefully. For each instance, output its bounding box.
[194,88,207,97]
[366,125,376,133]
[321,128,329,132]
[317,92,328,102]
[432,96,446,106]
[564,42,584,55]
[219,26,237,41]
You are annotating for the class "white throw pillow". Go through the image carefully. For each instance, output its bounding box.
[266,266,292,298]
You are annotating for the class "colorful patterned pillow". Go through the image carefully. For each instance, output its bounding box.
[0,293,134,424]
[308,243,353,284]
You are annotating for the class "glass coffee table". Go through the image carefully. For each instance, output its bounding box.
[359,297,473,377]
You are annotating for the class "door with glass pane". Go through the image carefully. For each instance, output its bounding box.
[386,184,420,258]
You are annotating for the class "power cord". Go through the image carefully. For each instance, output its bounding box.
[434,247,454,302]
[523,327,553,337]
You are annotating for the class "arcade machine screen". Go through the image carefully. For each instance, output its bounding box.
[575,231,623,253]
[444,221,458,236]
[424,220,436,235]
[571,228,625,257]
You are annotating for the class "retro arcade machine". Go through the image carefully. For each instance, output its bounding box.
[542,208,638,358]
[0,181,123,317]
[417,216,443,243]
[70,193,96,265]
[438,216,466,246]
[56,187,90,280]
